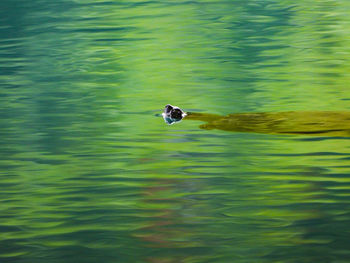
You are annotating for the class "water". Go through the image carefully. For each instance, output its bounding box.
[1,0,350,262]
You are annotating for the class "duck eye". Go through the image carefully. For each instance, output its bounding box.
[165,104,173,113]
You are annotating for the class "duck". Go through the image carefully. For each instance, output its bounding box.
[162,104,187,125]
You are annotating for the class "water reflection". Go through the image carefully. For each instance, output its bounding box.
[1,0,350,262]
[135,177,195,263]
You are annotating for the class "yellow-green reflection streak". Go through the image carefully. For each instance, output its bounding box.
[185,111,350,136]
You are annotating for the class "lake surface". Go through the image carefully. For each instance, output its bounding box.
[1,0,350,262]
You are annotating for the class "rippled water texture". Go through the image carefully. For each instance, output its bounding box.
[1,1,350,262]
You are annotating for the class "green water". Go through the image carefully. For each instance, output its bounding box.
[1,0,350,262]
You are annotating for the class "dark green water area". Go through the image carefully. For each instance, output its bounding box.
[1,1,350,262]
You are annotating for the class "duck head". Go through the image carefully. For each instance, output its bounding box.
[162,104,187,125]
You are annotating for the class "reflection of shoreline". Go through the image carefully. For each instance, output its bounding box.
[185,111,350,136]
[262,165,346,263]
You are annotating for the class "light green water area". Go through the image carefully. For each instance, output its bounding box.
[1,1,350,262]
